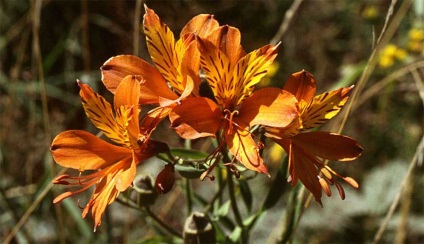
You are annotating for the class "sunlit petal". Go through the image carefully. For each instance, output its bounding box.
[232,44,280,105]
[51,130,131,170]
[101,55,177,104]
[236,88,298,127]
[169,97,223,139]
[180,14,219,39]
[78,82,127,145]
[283,70,316,104]
[205,25,245,66]
[225,128,269,175]
[301,86,353,130]
[144,6,182,93]
[196,35,232,108]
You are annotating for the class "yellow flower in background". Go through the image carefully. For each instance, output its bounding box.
[379,44,407,68]
[362,5,379,22]
[408,28,424,53]
[378,54,395,68]
[409,29,424,42]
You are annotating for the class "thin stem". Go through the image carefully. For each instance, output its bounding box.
[4,168,67,244]
[226,168,243,227]
[185,178,193,214]
[116,197,183,238]
[145,207,183,238]
[372,137,423,243]
[270,0,304,45]
[133,0,142,56]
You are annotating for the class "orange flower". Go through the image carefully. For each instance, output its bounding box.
[100,6,220,130]
[170,26,298,175]
[51,76,166,231]
[265,70,363,204]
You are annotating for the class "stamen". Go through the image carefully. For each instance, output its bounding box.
[223,109,239,134]
[335,181,346,200]
[319,176,332,197]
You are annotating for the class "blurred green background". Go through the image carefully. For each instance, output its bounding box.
[1,0,423,243]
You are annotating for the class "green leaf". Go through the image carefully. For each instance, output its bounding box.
[262,156,288,210]
[170,148,209,161]
[238,179,253,212]
[175,163,208,179]
[216,200,231,217]
[228,226,242,242]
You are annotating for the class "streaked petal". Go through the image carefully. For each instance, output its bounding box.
[232,44,280,105]
[283,70,316,104]
[179,42,201,96]
[236,88,298,127]
[78,82,127,145]
[206,25,245,66]
[301,86,353,130]
[225,128,268,175]
[51,130,131,170]
[114,75,141,144]
[100,55,177,104]
[144,6,182,94]
[196,35,232,109]
[169,97,223,139]
[292,131,363,161]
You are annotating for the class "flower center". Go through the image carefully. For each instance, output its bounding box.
[223,109,239,134]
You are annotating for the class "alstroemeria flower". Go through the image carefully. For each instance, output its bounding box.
[170,26,298,175]
[265,70,363,204]
[51,76,166,231]
[100,6,220,131]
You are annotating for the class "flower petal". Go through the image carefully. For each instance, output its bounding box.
[291,131,363,161]
[115,156,137,192]
[196,35,232,109]
[100,55,177,104]
[291,146,324,203]
[277,139,323,203]
[144,6,183,94]
[206,25,245,66]
[225,128,268,175]
[78,82,127,146]
[301,86,353,130]
[283,70,316,104]
[51,130,131,170]
[169,97,223,139]
[180,14,219,39]
[236,88,298,128]
[114,75,141,110]
[179,41,201,96]
[232,43,280,106]
[140,107,172,138]
[114,75,141,143]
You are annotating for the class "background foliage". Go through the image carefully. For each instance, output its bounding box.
[1,0,423,243]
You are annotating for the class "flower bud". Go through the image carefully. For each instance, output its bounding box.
[133,174,158,206]
[183,212,216,243]
[155,163,175,194]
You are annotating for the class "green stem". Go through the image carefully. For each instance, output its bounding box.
[145,206,183,238]
[185,178,193,214]
[116,197,182,238]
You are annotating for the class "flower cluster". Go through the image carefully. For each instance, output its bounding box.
[51,6,362,230]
